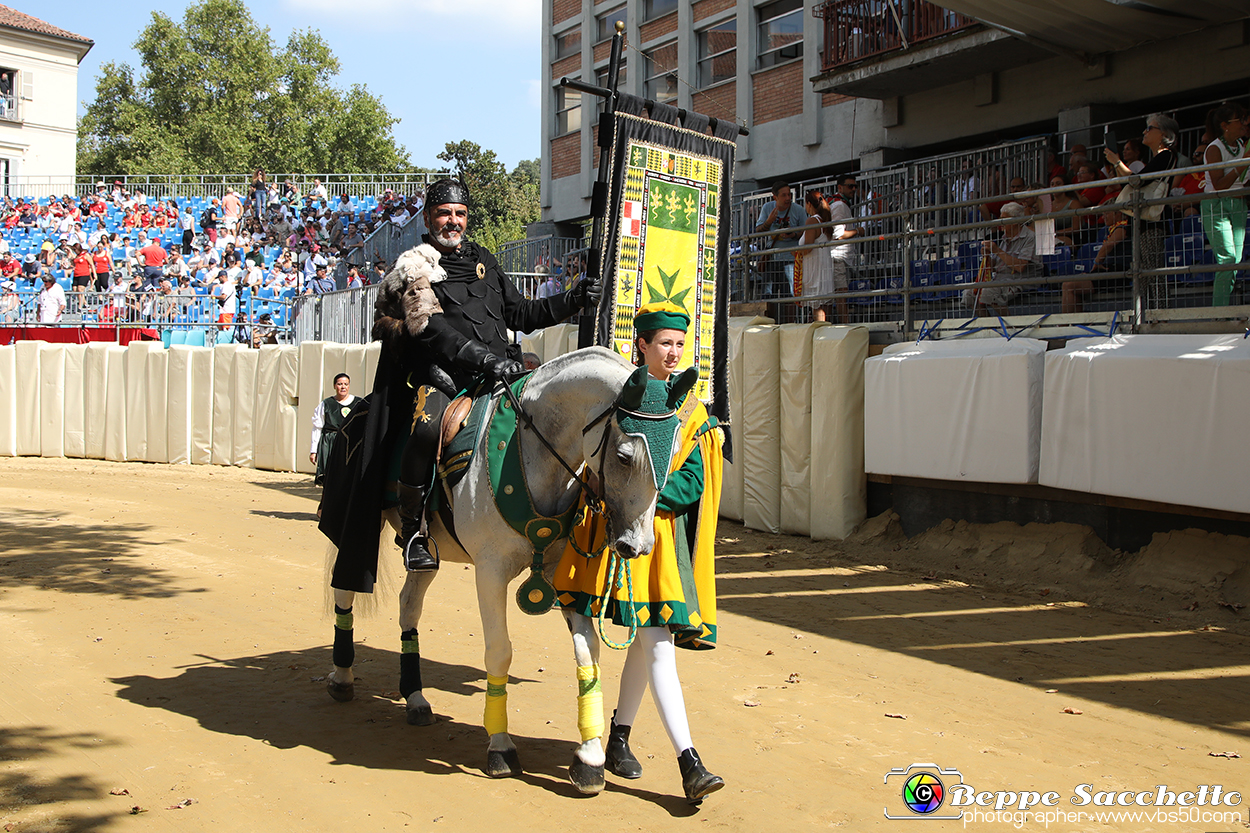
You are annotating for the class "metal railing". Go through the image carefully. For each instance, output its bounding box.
[4,172,450,202]
[2,286,297,344]
[291,284,380,344]
[495,235,588,274]
[730,160,1250,336]
[815,0,977,72]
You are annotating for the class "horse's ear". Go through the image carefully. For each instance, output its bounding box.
[667,366,698,407]
[620,366,649,411]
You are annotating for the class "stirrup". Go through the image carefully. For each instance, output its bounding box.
[403,534,439,572]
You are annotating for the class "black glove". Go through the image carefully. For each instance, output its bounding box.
[455,340,524,385]
[572,276,602,309]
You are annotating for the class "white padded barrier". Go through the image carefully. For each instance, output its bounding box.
[124,342,164,462]
[211,344,245,465]
[545,324,577,362]
[865,338,1046,484]
[189,347,215,464]
[1040,334,1250,514]
[0,346,16,456]
[14,341,40,456]
[63,345,86,458]
[779,323,824,536]
[363,341,381,391]
[521,333,542,363]
[83,343,111,459]
[143,347,169,463]
[231,348,259,468]
[741,324,782,534]
[811,326,870,540]
[295,341,326,475]
[720,315,773,522]
[275,346,299,472]
[38,344,65,458]
[167,346,195,465]
[103,346,128,462]
[343,344,368,395]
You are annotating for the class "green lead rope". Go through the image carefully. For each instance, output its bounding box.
[596,549,636,651]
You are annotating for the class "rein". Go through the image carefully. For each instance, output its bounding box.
[497,375,637,648]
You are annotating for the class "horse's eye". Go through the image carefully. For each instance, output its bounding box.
[616,448,632,464]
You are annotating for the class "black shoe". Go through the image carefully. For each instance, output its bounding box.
[403,534,438,572]
[605,713,642,779]
[677,747,724,804]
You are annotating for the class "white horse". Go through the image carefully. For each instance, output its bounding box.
[324,347,662,792]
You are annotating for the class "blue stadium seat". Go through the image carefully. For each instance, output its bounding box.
[1072,242,1101,275]
[1042,246,1074,276]
[1165,233,1214,284]
[937,257,960,275]
[913,271,938,300]
[885,275,905,304]
[957,240,979,271]
[849,277,876,306]
[1179,214,1203,237]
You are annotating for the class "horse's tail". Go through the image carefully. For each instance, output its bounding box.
[321,508,403,619]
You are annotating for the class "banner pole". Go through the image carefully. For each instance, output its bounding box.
[575,21,624,349]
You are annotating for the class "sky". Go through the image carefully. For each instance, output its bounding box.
[29,0,543,171]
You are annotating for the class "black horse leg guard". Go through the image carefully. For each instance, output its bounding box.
[399,628,423,698]
[332,604,355,669]
[397,386,448,572]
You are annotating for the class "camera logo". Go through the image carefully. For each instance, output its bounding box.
[885,763,965,820]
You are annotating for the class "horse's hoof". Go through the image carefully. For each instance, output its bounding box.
[568,759,606,795]
[486,748,521,778]
[326,680,354,702]
[406,703,437,726]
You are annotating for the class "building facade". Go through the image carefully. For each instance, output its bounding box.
[540,0,885,227]
[541,0,1250,228]
[0,7,92,196]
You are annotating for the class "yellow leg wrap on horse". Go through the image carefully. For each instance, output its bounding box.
[576,663,604,743]
[483,673,509,736]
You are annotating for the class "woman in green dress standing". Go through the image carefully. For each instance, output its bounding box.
[311,374,360,487]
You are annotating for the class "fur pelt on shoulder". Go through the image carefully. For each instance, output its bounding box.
[373,243,445,339]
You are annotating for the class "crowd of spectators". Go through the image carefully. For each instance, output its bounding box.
[0,178,434,329]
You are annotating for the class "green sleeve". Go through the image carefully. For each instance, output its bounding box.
[657,444,703,513]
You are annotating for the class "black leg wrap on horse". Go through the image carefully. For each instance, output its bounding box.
[399,629,423,697]
[332,604,354,669]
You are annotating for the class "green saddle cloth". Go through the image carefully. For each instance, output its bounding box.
[438,375,579,557]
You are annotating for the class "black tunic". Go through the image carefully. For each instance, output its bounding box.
[319,236,581,592]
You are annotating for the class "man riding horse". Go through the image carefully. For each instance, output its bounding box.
[319,178,600,586]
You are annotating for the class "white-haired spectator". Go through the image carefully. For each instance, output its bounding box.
[961,201,1041,316]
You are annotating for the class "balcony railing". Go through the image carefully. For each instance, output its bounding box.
[0,94,17,121]
[815,0,977,72]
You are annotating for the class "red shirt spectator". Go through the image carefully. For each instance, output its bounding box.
[138,207,152,228]
[152,211,169,229]
[73,251,93,279]
[122,209,137,229]
[0,254,18,279]
[92,250,111,276]
[139,242,168,268]
[88,198,107,215]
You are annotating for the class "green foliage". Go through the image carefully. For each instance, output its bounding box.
[436,141,540,250]
[77,0,409,176]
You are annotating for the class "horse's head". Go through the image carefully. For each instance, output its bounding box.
[585,364,699,559]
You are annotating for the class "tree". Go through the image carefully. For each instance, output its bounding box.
[77,0,409,176]
[436,141,541,250]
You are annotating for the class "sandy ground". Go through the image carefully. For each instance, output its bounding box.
[1,457,1249,833]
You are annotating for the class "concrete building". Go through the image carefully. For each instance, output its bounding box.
[540,0,1250,226]
[0,5,92,196]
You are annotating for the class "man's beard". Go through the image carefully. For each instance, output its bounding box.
[435,225,464,249]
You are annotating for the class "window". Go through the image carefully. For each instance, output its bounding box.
[644,0,678,20]
[0,68,17,122]
[697,19,736,87]
[644,41,678,104]
[596,6,626,42]
[757,0,803,69]
[594,64,628,114]
[555,28,581,60]
[556,86,582,135]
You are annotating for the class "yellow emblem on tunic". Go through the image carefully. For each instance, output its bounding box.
[476,262,486,280]
[340,406,351,418]
[412,385,433,429]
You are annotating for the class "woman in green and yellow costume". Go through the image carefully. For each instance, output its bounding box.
[554,301,725,804]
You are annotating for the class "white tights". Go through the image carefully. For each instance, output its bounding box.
[614,627,693,755]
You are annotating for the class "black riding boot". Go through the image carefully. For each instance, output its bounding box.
[397,482,438,572]
[677,747,724,804]
[604,711,642,779]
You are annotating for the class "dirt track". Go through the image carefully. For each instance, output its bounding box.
[1,457,1248,832]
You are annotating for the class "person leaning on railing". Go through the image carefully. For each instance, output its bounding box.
[1201,102,1250,307]
[1062,113,1179,314]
